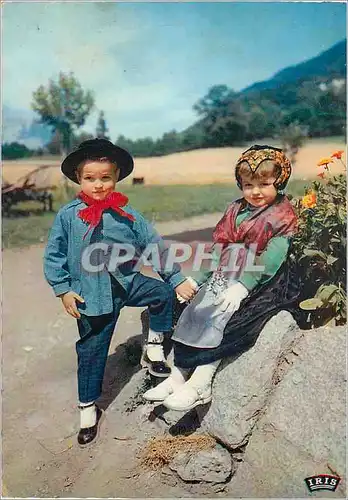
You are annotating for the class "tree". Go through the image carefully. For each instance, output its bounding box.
[115,135,134,154]
[209,116,248,146]
[71,131,94,149]
[132,137,156,157]
[279,121,308,164]
[155,130,181,155]
[2,142,34,160]
[247,105,269,139]
[32,72,95,157]
[96,110,109,140]
[193,85,235,121]
[45,129,61,155]
[181,127,204,151]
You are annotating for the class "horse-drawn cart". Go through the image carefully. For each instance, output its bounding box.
[2,165,56,216]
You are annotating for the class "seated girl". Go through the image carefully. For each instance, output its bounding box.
[144,145,300,411]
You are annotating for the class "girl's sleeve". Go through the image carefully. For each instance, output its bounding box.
[43,210,71,296]
[193,247,220,286]
[239,236,290,292]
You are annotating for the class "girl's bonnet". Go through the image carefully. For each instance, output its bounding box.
[235,145,292,191]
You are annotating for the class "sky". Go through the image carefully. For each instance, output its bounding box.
[3,1,347,145]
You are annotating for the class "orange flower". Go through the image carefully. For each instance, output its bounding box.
[301,191,317,209]
[317,172,326,179]
[317,157,333,167]
[331,150,344,160]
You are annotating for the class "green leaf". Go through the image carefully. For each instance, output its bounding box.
[315,284,339,305]
[338,206,347,223]
[303,249,327,260]
[299,298,324,311]
[327,255,339,265]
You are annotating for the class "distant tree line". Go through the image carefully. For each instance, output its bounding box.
[2,142,37,160]
[113,78,346,157]
[3,70,346,160]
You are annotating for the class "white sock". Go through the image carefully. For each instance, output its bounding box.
[79,402,96,428]
[147,329,164,344]
[146,329,165,362]
[187,360,221,389]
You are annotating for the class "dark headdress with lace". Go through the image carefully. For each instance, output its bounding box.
[235,145,292,191]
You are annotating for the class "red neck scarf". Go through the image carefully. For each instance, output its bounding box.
[213,195,298,254]
[77,191,135,239]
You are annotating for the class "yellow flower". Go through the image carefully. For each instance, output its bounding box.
[317,158,333,167]
[301,191,317,209]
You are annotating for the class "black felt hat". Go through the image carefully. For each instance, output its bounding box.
[61,138,134,184]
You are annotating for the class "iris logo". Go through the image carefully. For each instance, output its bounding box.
[305,474,341,492]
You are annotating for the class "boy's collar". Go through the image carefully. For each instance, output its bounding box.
[77,191,135,239]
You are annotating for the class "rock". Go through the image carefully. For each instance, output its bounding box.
[161,466,178,487]
[169,444,233,484]
[151,405,200,432]
[198,311,300,449]
[231,451,245,462]
[228,325,346,497]
[151,405,189,427]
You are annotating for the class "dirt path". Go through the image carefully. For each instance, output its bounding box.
[3,213,224,498]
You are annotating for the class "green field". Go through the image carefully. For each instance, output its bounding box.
[2,181,308,249]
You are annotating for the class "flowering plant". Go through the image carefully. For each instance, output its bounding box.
[291,151,346,326]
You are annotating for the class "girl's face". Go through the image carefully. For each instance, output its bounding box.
[241,176,278,207]
[79,161,119,200]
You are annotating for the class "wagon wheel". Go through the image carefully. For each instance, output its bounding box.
[2,193,13,216]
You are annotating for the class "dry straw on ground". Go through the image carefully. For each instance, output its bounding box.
[138,433,216,470]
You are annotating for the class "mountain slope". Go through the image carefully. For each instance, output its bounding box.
[242,39,346,94]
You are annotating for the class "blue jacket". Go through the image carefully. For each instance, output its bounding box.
[43,198,186,316]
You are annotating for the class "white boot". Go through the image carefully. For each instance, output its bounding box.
[141,329,171,378]
[143,365,189,402]
[163,360,221,411]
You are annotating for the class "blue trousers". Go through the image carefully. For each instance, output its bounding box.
[76,273,175,403]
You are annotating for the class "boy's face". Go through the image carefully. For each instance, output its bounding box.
[79,161,119,200]
[241,176,278,207]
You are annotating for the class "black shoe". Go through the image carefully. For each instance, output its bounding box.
[140,350,171,378]
[77,406,103,447]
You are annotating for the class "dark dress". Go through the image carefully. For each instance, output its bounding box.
[173,255,301,369]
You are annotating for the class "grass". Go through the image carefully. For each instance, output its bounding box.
[2,181,308,249]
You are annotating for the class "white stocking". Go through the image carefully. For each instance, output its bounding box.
[187,360,221,389]
[146,329,165,362]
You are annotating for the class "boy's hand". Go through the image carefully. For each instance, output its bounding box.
[59,291,85,319]
[175,277,198,302]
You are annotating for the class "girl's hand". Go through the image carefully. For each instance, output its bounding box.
[214,282,248,314]
[175,277,198,302]
[59,291,85,319]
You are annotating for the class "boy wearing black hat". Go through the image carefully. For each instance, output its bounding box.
[44,139,197,446]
